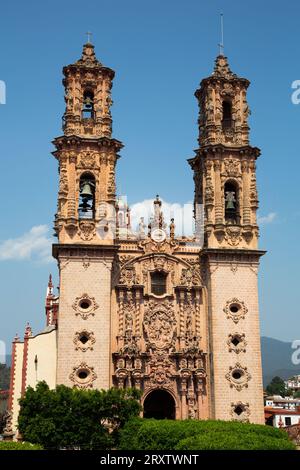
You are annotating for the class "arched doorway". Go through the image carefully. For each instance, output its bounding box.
[143,389,176,420]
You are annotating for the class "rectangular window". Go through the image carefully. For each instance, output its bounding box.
[285,417,291,426]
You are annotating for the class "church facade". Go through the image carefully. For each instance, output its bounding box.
[7,43,265,435]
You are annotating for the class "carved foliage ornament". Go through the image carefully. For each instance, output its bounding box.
[231,402,250,422]
[223,158,241,178]
[79,220,96,241]
[147,355,173,387]
[69,362,97,389]
[72,293,99,320]
[225,363,251,391]
[224,226,243,246]
[227,333,247,354]
[78,151,99,169]
[73,330,96,351]
[143,300,176,351]
[180,265,201,287]
[224,298,248,324]
[119,266,140,286]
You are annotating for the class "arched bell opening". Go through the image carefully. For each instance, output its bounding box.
[78,172,95,219]
[82,90,94,119]
[143,389,176,420]
[224,180,240,224]
[222,100,233,130]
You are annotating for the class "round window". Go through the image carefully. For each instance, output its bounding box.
[79,299,92,310]
[77,369,90,382]
[232,369,244,381]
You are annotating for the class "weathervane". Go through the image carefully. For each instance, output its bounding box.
[218,13,224,56]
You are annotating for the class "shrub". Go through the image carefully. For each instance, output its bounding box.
[118,418,296,450]
[0,441,43,450]
[18,381,141,450]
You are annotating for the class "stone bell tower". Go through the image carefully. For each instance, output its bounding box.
[52,42,123,389]
[189,55,265,423]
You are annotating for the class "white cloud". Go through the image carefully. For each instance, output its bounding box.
[129,198,195,236]
[0,225,53,263]
[257,212,277,225]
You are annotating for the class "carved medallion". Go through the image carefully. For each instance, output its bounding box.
[143,300,176,351]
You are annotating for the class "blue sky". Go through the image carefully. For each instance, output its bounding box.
[0,0,300,350]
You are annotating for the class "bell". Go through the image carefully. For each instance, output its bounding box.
[225,191,236,210]
[84,96,93,109]
[79,197,91,212]
[80,182,93,199]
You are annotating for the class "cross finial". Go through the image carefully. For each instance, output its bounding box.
[218,13,224,56]
[86,31,92,44]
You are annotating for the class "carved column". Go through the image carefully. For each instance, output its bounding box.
[180,380,188,419]
[179,291,185,349]
[214,160,223,224]
[242,160,251,225]
[67,154,77,219]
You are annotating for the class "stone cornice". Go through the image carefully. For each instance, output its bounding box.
[52,135,124,157]
[188,144,260,167]
[52,243,119,260]
[201,248,266,263]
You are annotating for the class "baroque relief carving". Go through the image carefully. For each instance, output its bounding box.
[78,150,99,169]
[72,293,99,320]
[231,402,250,422]
[223,157,241,178]
[143,300,176,351]
[227,333,247,354]
[69,362,97,389]
[73,330,95,351]
[225,363,251,391]
[224,226,243,246]
[224,298,248,324]
[78,220,96,241]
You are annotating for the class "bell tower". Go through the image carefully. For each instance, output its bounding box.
[52,42,122,389]
[189,55,265,423]
[190,54,260,249]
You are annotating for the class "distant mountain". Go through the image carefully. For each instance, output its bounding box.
[261,336,300,387]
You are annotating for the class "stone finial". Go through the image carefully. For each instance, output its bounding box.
[24,322,32,338]
[212,55,236,79]
[76,42,102,67]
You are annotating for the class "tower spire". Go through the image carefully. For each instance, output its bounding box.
[218,13,224,56]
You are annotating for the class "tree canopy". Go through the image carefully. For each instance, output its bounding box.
[266,376,286,396]
[18,382,141,450]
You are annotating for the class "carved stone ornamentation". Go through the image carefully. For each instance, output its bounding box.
[79,220,96,241]
[223,157,241,177]
[231,402,250,422]
[180,266,201,287]
[69,362,97,389]
[72,293,99,320]
[225,363,251,391]
[224,226,243,246]
[143,300,176,351]
[224,298,248,324]
[227,333,247,353]
[78,150,99,169]
[119,266,139,286]
[73,330,96,351]
[147,355,174,387]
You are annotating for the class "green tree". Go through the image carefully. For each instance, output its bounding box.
[294,390,300,398]
[18,381,141,450]
[0,364,10,391]
[266,376,286,396]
